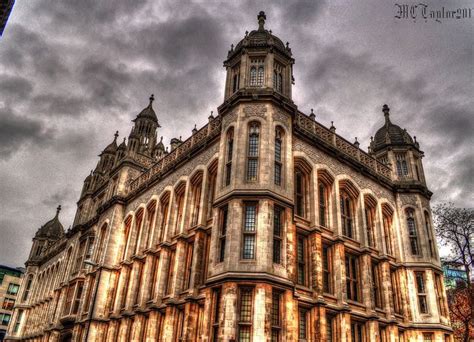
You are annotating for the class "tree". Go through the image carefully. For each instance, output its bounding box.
[433,203,473,342]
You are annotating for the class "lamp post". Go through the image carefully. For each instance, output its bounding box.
[83,259,102,342]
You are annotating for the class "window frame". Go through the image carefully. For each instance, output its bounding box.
[345,253,361,302]
[242,202,258,260]
[246,122,260,182]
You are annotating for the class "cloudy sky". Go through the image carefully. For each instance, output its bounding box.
[0,0,472,267]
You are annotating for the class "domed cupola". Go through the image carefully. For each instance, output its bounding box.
[35,205,64,240]
[371,104,418,153]
[223,11,295,101]
[128,95,160,155]
[370,104,426,183]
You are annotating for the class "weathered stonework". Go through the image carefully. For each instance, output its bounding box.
[7,11,452,342]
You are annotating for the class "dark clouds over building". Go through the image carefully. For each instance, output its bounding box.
[0,0,472,267]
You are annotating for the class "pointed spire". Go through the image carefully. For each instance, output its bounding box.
[114,131,119,141]
[257,11,266,31]
[382,104,391,126]
[55,205,61,218]
[309,108,315,120]
[208,110,214,121]
[192,124,197,135]
[330,121,336,133]
[149,94,155,106]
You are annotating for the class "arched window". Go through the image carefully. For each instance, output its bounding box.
[406,209,420,255]
[257,66,264,85]
[364,196,377,248]
[318,170,334,228]
[318,182,327,226]
[246,122,260,181]
[144,201,157,249]
[277,74,283,92]
[225,129,234,186]
[250,67,257,86]
[274,128,283,186]
[340,191,354,238]
[133,209,144,255]
[190,172,203,227]
[273,70,278,89]
[382,204,394,256]
[424,211,435,258]
[122,216,133,260]
[158,193,170,242]
[206,160,218,220]
[174,183,186,235]
[22,275,33,302]
[395,153,409,177]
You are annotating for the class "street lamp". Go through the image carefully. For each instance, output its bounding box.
[83,259,102,342]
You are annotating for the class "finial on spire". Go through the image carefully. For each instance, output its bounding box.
[382,104,391,125]
[114,131,119,141]
[354,137,360,148]
[309,108,315,120]
[330,121,336,132]
[56,205,61,217]
[149,94,155,106]
[257,11,266,31]
[192,124,197,134]
[209,110,214,121]
[245,30,248,37]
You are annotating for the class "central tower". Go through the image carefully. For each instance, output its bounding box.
[223,11,295,101]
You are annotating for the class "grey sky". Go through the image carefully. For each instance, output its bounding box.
[0,0,472,267]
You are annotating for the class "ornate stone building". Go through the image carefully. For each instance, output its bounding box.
[7,11,452,342]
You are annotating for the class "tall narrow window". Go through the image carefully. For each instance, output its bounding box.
[74,240,86,273]
[390,268,402,315]
[273,65,283,92]
[340,191,354,238]
[435,273,447,316]
[257,66,264,85]
[406,209,420,255]
[273,206,283,264]
[122,217,133,259]
[298,308,308,341]
[219,206,228,263]
[271,291,282,342]
[250,66,257,86]
[274,128,283,186]
[371,261,383,309]
[233,73,239,93]
[133,210,144,255]
[326,313,335,342]
[190,174,203,227]
[206,161,218,220]
[175,308,185,341]
[85,236,95,264]
[165,250,175,296]
[345,254,360,302]
[133,262,144,305]
[174,184,185,236]
[120,267,131,309]
[319,182,328,227]
[273,70,278,90]
[22,275,33,301]
[225,129,234,186]
[183,242,194,290]
[242,203,257,259]
[158,194,170,242]
[71,281,84,314]
[415,271,428,314]
[382,210,394,255]
[297,235,307,286]
[295,170,307,218]
[424,212,435,258]
[247,123,260,181]
[63,284,75,316]
[211,288,221,342]
[148,254,160,300]
[238,287,253,342]
[13,310,23,333]
[97,224,108,263]
[322,245,333,293]
[350,321,364,342]
[144,202,156,248]
[364,198,376,248]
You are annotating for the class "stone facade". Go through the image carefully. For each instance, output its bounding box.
[7,11,452,342]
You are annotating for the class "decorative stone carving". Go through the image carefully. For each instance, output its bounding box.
[243,104,267,120]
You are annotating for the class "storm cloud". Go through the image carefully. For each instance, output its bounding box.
[0,0,472,267]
